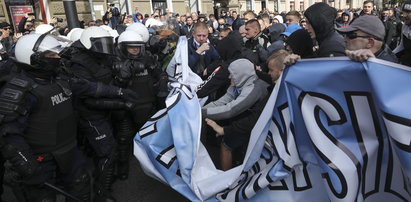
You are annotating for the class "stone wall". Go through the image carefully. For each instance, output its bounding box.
[48,0,94,24]
[131,0,152,15]
[0,0,8,22]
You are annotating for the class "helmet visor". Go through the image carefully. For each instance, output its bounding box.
[37,43,64,55]
[125,43,144,57]
[33,34,65,55]
[90,36,114,55]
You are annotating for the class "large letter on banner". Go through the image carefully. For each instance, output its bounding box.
[134,56,411,201]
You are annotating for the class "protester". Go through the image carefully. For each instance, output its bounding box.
[197,31,245,99]
[181,16,194,37]
[188,22,219,76]
[285,29,314,58]
[381,8,401,50]
[336,11,350,28]
[231,10,243,30]
[218,27,231,40]
[267,50,289,84]
[337,15,398,62]
[394,0,411,66]
[285,11,301,26]
[244,19,271,66]
[361,0,376,16]
[243,10,257,22]
[267,23,286,53]
[273,15,284,24]
[304,2,346,57]
[239,25,247,38]
[202,59,269,170]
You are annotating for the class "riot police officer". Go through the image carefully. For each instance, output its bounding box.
[0,33,137,201]
[112,30,167,180]
[69,26,122,202]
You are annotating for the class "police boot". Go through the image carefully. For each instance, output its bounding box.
[116,143,130,180]
[116,161,129,180]
[94,191,116,202]
[94,157,116,202]
[116,118,134,180]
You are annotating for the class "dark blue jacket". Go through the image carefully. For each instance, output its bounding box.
[187,37,219,73]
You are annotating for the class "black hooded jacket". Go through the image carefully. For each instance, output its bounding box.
[267,23,286,55]
[304,3,346,57]
[286,29,314,58]
[196,31,244,98]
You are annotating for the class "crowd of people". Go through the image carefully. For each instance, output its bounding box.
[0,0,410,201]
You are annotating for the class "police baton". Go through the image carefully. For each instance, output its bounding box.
[44,182,82,202]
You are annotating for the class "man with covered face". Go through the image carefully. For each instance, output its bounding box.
[202,59,270,171]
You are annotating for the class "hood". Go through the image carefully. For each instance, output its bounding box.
[304,3,337,43]
[228,58,257,89]
[216,31,243,61]
[286,29,314,58]
[274,15,284,24]
[342,11,351,21]
[268,23,286,42]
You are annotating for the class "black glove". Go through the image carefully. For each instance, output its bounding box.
[1,144,46,185]
[158,73,169,98]
[120,88,140,103]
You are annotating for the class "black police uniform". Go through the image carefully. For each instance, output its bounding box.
[112,50,166,179]
[69,49,120,200]
[0,69,123,201]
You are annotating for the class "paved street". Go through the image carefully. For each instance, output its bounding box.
[2,156,189,202]
[111,156,189,202]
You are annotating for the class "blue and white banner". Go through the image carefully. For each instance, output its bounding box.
[134,57,411,201]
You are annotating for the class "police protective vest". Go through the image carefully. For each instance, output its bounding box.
[26,77,76,154]
[114,55,158,124]
[1,75,76,154]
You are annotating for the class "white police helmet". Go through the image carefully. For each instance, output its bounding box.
[35,24,54,34]
[125,23,149,42]
[67,28,84,42]
[15,33,63,66]
[80,26,114,55]
[117,30,145,59]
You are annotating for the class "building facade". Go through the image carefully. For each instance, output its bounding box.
[0,0,381,29]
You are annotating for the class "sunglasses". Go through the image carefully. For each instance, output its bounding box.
[344,32,381,41]
[2,27,10,30]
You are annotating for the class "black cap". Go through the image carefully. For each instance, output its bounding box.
[403,0,411,12]
[0,22,10,29]
[199,14,206,19]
